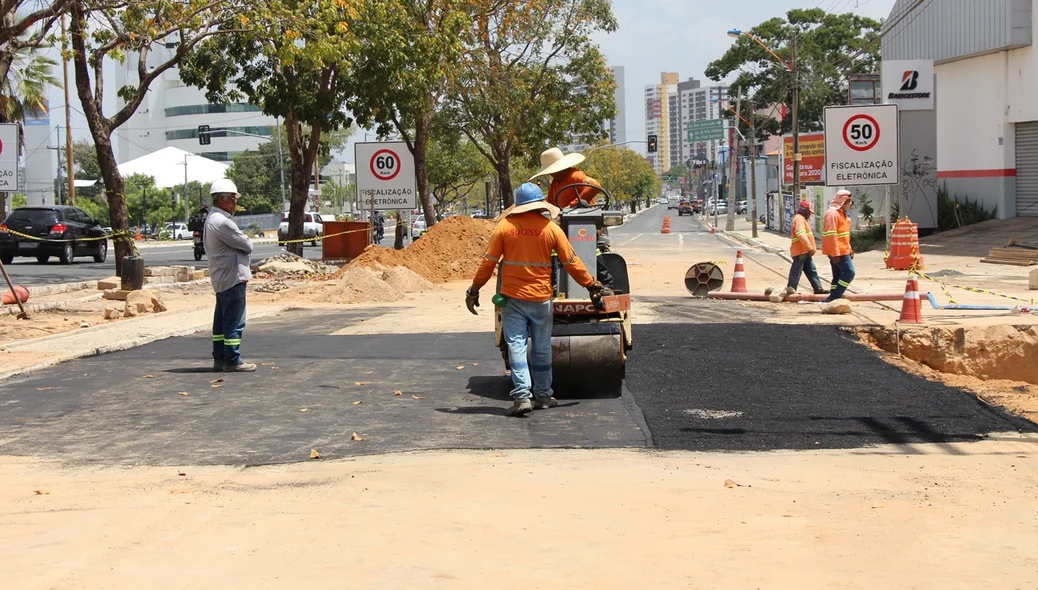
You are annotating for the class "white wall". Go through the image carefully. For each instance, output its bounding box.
[936,51,1011,172]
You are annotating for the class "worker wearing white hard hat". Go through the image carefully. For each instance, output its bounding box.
[204,178,257,372]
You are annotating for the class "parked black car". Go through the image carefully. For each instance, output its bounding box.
[0,206,109,264]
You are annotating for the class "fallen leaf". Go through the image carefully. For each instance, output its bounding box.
[724,478,742,488]
[210,378,224,384]
[364,371,373,374]
[178,392,190,396]
[300,408,308,412]
[394,390,402,396]
[471,362,479,366]
[355,381,366,386]
[455,365,465,370]
[178,471,186,476]
[412,395,426,400]
[211,384,222,389]
[82,373,89,377]
[871,503,885,509]
[36,387,52,391]
[351,432,363,441]
[271,366,280,370]
[33,490,49,495]
[142,375,154,379]
[259,362,275,366]
[310,448,321,459]
[352,400,363,405]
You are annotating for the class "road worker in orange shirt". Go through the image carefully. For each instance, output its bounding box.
[466,182,610,417]
[822,190,855,302]
[780,199,828,299]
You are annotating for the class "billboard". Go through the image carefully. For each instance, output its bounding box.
[783,133,825,184]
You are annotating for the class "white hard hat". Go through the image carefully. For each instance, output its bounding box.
[209,178,239,196]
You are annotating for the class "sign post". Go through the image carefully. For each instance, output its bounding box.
[823,104,899,187]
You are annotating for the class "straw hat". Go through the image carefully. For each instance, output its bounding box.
[529,147,586,180]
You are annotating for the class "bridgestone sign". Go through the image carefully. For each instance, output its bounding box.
[823,104,899,187]
[355,141,417,210]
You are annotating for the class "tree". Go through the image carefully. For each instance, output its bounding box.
[704,8,880,138]
[584,144,660,210]
[0,0,70,48]
[180,0,359,255]
[68,0,231,273]
[448,0,617,207]
[349,0,469,230]
[426,129,493,217]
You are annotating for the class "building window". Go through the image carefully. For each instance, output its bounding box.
[198,151,244,162]
[164,103,264,117]
[165,125,274,141]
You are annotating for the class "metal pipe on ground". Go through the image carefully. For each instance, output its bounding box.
[707,292,904,302]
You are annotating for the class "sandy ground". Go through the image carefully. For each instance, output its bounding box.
[3,442,1037,589]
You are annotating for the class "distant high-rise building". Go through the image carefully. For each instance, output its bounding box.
[644,72,678,173]
[608,66,627,146]
[676,77,728,167]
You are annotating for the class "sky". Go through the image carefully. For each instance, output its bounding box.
[43,0,897,168]
[593,0,896,155]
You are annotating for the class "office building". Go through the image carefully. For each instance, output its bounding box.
[608,66,627,145]
[676,78,728,167]
[644,72,678,173]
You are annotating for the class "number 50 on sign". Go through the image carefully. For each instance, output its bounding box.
[823,104,899,187]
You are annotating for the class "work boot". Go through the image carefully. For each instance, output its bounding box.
[814,287,831,295]
[227,362,257,372]
[213,360,225,372]
[781,286,796,299]
[507,399,533,417]
[533,396,558,410]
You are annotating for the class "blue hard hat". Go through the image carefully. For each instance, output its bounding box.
[514,182,545,206]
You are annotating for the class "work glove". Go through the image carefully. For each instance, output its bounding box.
[465,287,480,315]
[586,281,613,311]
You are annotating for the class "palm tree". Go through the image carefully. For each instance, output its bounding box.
[0,41,58,124]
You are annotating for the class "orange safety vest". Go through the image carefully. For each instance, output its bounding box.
[547,169,601,209]
[790,214,815,257]
[821,207,852,257]
[471,210,595,302]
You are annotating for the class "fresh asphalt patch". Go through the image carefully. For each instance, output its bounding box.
[625,323,1038,452]
[0,309,648,466]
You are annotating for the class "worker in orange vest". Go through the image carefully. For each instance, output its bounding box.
[781,199,828,299]
[530,147,602,209]
[822,190,855,302]
[467,182,610,417]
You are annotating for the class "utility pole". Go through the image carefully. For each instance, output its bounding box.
[790,32,801,201]
[60,15,75,206]
[749,101,759,238]
[725,97,741,231]
[183,154,189,222]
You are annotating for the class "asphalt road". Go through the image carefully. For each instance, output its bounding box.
[1,308,1032,467]
[5,242,326,287]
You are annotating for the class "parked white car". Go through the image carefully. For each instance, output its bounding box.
[277,212,326,247]
[412,217,427,239]
[162,222,190,240]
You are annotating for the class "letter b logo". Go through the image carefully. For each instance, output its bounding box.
[900,70,919,91]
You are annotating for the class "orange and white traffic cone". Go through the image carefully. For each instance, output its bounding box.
[898,274,923,323]
[731,250,747,293]
[661,216,672,234]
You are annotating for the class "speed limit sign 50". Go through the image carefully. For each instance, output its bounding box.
[823,104,899,187]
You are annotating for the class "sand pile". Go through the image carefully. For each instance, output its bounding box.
[257,253,340,277]
[381,266,438,293]
[341,216,495,283]
[255,277,291,293]
[316,266,404,304]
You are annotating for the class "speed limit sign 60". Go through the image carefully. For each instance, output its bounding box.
[370,148,401,180]
[355,141,417,210]
[823,104,899,187]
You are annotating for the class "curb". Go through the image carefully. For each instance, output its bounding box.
[21,280,99,296]
[0,306,288,382]
[3,293,103,316]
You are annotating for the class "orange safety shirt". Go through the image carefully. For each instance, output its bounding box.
[790,214,816,257]
[821,207,852,256]
[547,169,601,209]
[471,210,595,302]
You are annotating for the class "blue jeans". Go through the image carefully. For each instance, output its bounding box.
[787,253,825,292]
[213,282,247,366]
[501,298,553,401]
[826,256,856,301]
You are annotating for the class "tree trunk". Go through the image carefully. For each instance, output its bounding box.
[492,141,513,208]
[394,216,405,250]
[283,113,318,257]
[413,115,436,228]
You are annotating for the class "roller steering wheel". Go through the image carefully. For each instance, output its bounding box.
[554,183,612,210]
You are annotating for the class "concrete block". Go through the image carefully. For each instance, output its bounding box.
[103,289,132,301]
[1030,268,1038,290]
[103,307,121,320]
[176,273,191,283]
[144,266,179,277]
[189,270,207,281]
[97,276,120,290]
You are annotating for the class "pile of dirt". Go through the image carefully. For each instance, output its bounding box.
[381,266,438,293]
[257,253,340,278]
[315,266,404,304]
[341,216,495,283]
[255,277,292,293]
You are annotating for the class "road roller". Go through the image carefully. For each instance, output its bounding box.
[494,185,632,398]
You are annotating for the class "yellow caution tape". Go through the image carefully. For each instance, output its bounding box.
[0,227,131,243]
[913,268,1033,306]
[275,226,374,245]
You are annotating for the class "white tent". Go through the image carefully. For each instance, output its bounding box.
[117,146,229,188]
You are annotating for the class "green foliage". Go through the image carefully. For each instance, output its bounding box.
[937,187,997,231]
[705,8,880,137]
[0,41,59,124]
[850,223,885,253]
[11,193,26,209]
[426,128,494,214]
[858,196,874,225]
[448,0,618,205]
[584,143,662,206]
[76,195,110,226]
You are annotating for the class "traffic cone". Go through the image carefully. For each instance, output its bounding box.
[135,229,143,240]
[661,216,671,234]
[898,274,923,323]
[731,250,747,293]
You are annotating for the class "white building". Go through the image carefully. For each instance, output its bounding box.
[645,72,678,173]
[676,78,728,167]
[113,42,278,165]
[607,66,627,146]
[882,0,1036,219]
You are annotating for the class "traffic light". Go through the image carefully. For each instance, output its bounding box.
[198,124,211,145]
[647,134,657,153]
